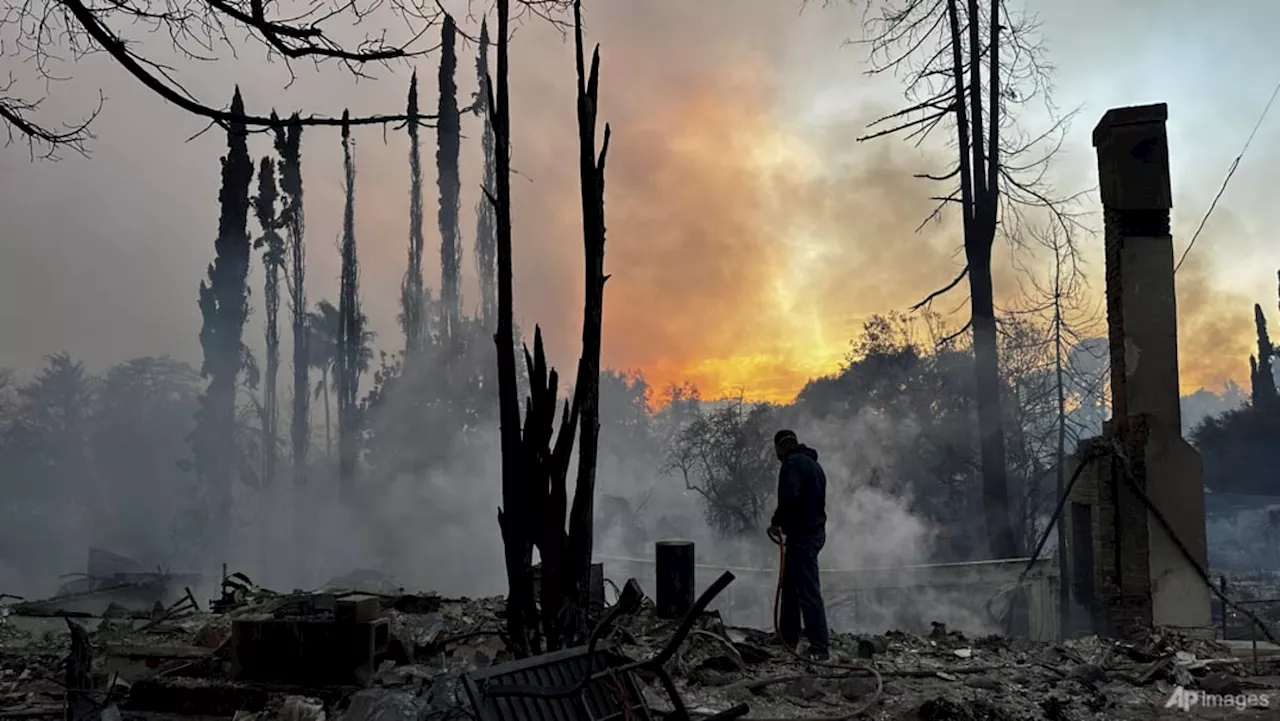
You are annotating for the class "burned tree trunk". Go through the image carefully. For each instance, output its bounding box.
[858,0,1084,560]
[273,116,309,492]
[402,74,427,357]
[564,0,611,643]
[437,15,462,342]
[524,328,580,652]
[488,0,611,656]
[254,158,284,491]
[337,114,362,502]
[954,0,1016,561]
[488,0,537,658]
[474,20,498,331]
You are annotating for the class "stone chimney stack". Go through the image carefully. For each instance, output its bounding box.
[1079,103,1211,636]
[1093,104,1180,433]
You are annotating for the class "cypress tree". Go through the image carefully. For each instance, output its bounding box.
[192,88,254,556]
[1251,303,1277,409]
[402,73,426,355]
[474,20,497,329]
[437,15,461,341]
[337,113,363,500]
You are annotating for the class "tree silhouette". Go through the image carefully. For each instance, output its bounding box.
[1250,303,1277,411]
[336,114,365,499]
[838,0,1084,560]
[473,20,498,329]
[253,157,284,490]
[4,2,576,158]
[491,0,610,656]
[437,16,463,342]
[401,73,427,357]
[273,116,310,493]
[191,88,254,557]
[664,397,776,537]
[309,300,373,459]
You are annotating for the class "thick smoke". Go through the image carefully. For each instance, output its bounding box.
[2,0,1276,642]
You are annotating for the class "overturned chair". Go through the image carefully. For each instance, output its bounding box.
[463,571,748,721]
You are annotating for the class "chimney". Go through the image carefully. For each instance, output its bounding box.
[1093,103,1179,433]
[1075,104,1212,636]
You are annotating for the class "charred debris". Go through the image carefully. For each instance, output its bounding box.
[3,552,1279,721]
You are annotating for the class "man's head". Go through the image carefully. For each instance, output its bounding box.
[774,429,798,460]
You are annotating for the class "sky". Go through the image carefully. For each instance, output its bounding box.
[0,0,1278,404]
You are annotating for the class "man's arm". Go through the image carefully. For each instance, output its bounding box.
[770,460,799,530]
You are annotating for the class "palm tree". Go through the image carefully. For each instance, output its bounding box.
[308,299,373,458]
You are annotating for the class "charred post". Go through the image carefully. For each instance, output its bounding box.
[655,540,695,620]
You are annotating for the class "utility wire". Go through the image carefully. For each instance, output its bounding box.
[1174,78,1280,274]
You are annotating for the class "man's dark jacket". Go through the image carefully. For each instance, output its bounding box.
[770,445,827,536]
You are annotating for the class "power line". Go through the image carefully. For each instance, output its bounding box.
[1174,78,1280,274]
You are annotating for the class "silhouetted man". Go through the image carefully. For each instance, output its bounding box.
[767,429,830,660]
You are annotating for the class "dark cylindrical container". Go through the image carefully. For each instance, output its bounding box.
[655,540,695,619]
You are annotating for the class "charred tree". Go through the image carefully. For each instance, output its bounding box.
[402,73,427,356]
[273,115,309,490]
[943,0,1010,560]
[253,157,284,490]
[564,0,610,641]
[474,20,498,330]
[488,0,609,657]
[336,113,363,501]
[5,0,456,158]
[1251,303,1277,410]
[523,327,580,653]
[437,15,462,342]
[192,87,254,556]
[857,0,1082,560]
[488,0,535,658]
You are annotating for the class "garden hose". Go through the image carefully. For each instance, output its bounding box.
[751,529,883,720]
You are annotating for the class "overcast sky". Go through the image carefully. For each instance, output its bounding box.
[1,0,1277,402]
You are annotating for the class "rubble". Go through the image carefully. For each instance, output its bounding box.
[3,573,1280,720]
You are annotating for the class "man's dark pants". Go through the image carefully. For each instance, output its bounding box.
[779,531,829,655]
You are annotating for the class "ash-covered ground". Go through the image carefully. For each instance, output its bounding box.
[4,570,1280,721]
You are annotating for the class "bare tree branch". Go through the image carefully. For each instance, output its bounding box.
[1,0,570,155]
[910,263,968,311]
